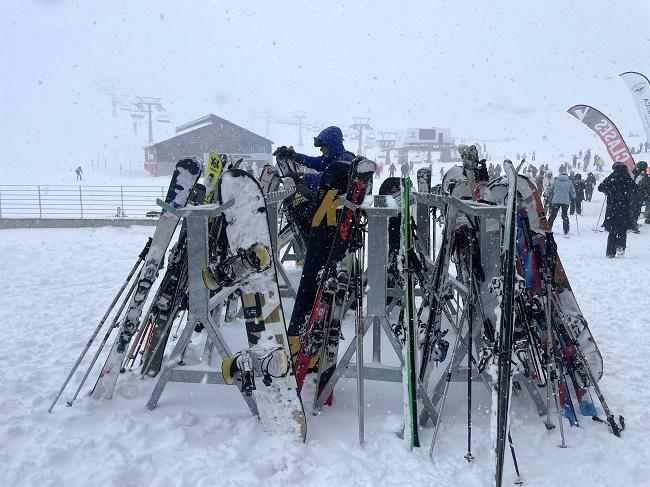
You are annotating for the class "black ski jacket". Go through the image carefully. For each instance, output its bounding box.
[598,165,637,231]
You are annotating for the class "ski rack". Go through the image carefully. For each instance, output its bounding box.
[265,187,299,298]
[412,192,547,426]
[146,199,258,415]
[312,194,438,423]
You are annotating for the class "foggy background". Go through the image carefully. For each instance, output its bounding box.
[2,0,649,180]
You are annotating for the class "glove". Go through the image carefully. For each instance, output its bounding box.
[284,172,304,185]
[272,146,296,160]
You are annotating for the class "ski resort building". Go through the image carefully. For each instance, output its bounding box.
[143,114,273,176]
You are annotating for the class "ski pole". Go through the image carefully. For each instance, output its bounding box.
[48,238,151,412]
[125,314,153,370]
[575,213,580,236]
[552,295,624,437]
[356,244,365,446]
[172,309,186,340]
[429,293,463,459]
[593,197,606,231]
[508,432,524,485]
[464,233,475,463]
[542,250,567,447]
[66,274,140,407]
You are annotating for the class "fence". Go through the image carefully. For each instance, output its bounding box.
[0,185,169,219]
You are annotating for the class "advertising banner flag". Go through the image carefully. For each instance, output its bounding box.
[567,104,635,170]
[620,71,650,144]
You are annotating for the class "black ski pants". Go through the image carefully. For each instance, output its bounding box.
[570,199,582,215]
[585,186,593,201]
[548,204,569,235]
[606,226,627,257]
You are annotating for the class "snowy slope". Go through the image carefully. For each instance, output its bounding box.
[0,177,648,486]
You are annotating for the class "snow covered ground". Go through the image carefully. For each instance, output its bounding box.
[0,174,648,486]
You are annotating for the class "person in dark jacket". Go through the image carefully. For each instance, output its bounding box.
[545,171,576,235]
[388,162,396,177]
[273,126,355,191]
[570,173,586,215]
[631,161,649,230]
[585,172,596,201]
[598,164,638,257]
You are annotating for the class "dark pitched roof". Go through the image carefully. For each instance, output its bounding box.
[144,113,273,148]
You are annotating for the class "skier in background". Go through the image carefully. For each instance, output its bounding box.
[388,162,396,177]
[570,173,586,215]
[545,170,575,236]
[75,166,83,180]
[572,155,578,169]
[598,163,638,257]
[585,172,596,201]
[401,162,409,178]
[272,126,355,191]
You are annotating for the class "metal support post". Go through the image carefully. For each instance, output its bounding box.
[265,188,297,298]
[312,196,438,423]
[146,199,258,416]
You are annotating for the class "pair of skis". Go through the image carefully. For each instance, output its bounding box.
[292,157,375,406]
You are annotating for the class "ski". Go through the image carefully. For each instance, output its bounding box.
[91,158,202,400]
[492,160,518,487]
[400,177,420,449]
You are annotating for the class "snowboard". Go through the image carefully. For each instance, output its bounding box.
[287,160,360,363]
[280,183,314,259]
[217,168,307,441]
[486,174,603,380]
[92,158,202,400]
[289,158,376,396]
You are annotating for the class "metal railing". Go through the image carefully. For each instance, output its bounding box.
[0,185,169,219]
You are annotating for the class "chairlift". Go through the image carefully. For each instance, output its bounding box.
[131,111,145,120]
[156,114,171,123]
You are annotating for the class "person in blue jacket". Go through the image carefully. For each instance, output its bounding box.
[273,126,355,191]
[545,170,576,236]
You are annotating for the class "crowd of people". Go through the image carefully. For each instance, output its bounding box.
[522,156,650,258]
[275,130,650,260]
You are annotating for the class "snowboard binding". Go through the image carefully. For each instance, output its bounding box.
[202,244,271,291]
[222,346,290,395]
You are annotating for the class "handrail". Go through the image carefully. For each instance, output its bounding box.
[0,184,169,219]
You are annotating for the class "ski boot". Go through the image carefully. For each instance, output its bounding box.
[222,345,290,395]
[202,243,271,291]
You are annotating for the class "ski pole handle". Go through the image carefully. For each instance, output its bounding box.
[140,237,153,260]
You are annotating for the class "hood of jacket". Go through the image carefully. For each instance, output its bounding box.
[315,126,346,159]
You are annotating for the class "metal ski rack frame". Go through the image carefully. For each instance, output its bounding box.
[265,187,299,298]
[412,193,547,426]
[312,194,438,422]
[146,198,258,415]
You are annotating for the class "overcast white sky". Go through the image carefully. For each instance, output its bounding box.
[2,0,650,175]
